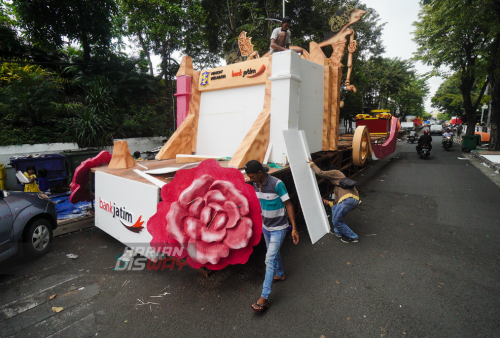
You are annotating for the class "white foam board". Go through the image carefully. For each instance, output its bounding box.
[482,155,500,164]
[283,130,330,244]
[133,170,167,188]
[16,171,30,183]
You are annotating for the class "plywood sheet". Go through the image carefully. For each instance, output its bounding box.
[283,130,330,244]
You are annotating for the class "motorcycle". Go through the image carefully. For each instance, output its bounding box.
[407,134,416,144]
[419,144,431,159]
[443,136,453,151]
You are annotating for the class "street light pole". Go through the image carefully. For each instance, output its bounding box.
[283,0,285,18]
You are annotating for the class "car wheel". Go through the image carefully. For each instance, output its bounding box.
[24,219,53,258]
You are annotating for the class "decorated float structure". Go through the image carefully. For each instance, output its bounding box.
[70,6,399,274]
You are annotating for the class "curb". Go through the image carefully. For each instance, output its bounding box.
[470,150,500,172]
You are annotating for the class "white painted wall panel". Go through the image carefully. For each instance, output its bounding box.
[283,130,330,244]
[269,50,302,163]
[196,85,266,157]
[298,59,324,153]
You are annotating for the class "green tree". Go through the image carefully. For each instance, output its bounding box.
[13,0,118,62]
[413,0,498,138]
[0,62,64,125]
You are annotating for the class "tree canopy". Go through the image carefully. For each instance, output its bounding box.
[413,0,500,146]
[0,0,431,147]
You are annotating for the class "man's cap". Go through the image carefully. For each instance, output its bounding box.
[244,160,269,174]
[282,16,292,23]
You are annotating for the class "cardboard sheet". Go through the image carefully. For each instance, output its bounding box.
[283,130,330,244]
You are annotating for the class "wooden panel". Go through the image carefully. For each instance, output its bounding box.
[228,112,270,168]
[176,155,223,164]
[228,57,273,169]
[155,114,194,160]
[176,55,195,77]
[309,42,327,66]
[329,66,342,151]
[198,57,269,92]
[108,140,136,169]
[322,65,332,151]
[190,71,201,153]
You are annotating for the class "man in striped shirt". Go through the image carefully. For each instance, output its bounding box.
[245,160,299,313]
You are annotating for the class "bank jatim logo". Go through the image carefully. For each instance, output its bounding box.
[99,197,144,233]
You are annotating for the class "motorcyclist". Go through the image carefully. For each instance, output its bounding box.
[442,128,453,145]
[409,128,417,137]
[417,129,433,153]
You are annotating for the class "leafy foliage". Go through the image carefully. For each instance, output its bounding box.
[13,0,118,62]
[413,0,499,136]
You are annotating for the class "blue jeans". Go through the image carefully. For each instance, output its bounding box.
[331,198,359,239]
[261,227,288,299]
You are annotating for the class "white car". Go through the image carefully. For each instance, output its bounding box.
[430,125,443,135]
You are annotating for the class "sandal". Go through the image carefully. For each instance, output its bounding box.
[251,301,269,313]
[273,275,286,283]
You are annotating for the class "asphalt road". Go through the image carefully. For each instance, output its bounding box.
[1,141,500,338]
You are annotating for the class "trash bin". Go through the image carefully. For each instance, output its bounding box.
[0,164,6,190]
[62,149,101,181]
[462,135,480,152]
[10,154,68,189]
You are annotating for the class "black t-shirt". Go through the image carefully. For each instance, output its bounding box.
[418,134,433,145]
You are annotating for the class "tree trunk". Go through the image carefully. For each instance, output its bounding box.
[459,72,477,136]
[138,33,154,77]
[81,33,91,63]
[488,74,500,150]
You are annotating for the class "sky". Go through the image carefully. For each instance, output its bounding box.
[141,0,442,112]
[360,0,443,112]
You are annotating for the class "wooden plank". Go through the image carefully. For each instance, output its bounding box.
[328,66,342,151]
[198,57,269,92]
[176,155,224,164]
[309,41,327,66]
[190,71,202,153]
[176,55,195,77]
[322,64,331,151]
[155,114,195,160]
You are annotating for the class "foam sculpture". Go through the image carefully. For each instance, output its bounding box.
[147,159,262,270]
[108,140,136,169]
[70,151,112,204]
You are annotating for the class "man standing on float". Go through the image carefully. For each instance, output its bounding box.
[269,16,303,54]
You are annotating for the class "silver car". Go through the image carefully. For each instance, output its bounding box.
[0,190,58,263]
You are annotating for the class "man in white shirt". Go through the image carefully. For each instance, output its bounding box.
[269,16,303,54]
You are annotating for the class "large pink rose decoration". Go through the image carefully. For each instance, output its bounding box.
[70,151,112,204]
[147,159,262,270]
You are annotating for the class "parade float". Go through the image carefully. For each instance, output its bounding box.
[70,5,399,274]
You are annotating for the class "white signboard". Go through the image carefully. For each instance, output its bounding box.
[283,130,330,244]
[95,171,160,259]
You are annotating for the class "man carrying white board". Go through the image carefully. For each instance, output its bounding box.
[307,159,360,244]
[245,160,299,313]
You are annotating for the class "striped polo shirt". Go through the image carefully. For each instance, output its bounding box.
[253,175,289,231]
